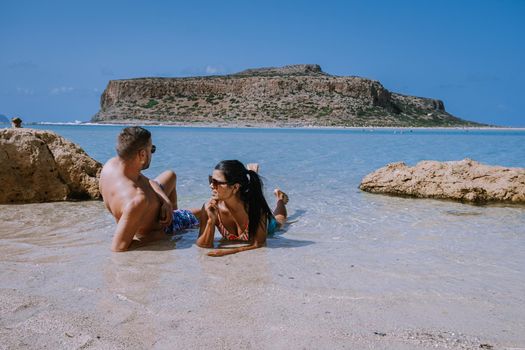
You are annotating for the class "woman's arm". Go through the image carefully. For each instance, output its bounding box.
[196,201,217,248]
[207,216,267,257]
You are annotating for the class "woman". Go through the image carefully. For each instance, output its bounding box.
[196,160,289,257]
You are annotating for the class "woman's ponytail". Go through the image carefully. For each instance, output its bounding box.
[245,170,273,240]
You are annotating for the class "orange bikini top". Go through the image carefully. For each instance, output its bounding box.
[216,211,249,241]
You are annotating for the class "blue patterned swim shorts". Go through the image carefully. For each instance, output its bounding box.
[164,209,199,234]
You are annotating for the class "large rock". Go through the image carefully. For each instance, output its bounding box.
[359,159,525,204]
[0,128,102,203]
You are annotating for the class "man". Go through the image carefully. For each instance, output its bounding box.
[100,126,178,251]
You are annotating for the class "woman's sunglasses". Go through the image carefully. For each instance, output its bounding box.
[151,145,156,154]
[208,175,229,187]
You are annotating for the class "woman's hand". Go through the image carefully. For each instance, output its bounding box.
[207,249,229,257]
[204,199,218,222]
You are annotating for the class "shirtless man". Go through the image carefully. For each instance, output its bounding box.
[99,126,178,252]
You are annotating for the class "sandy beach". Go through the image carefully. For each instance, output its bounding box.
[1,199,524,350]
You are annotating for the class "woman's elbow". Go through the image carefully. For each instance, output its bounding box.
[253,240,266,248]
[111,246,128,252]
[111,241,130,252]
[195,240,213,248]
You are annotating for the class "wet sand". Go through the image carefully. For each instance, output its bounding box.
[1,201,524,349]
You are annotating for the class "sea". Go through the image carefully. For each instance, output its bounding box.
[21,124,525,256]
[1,124,525,347]
[28,125,525,239]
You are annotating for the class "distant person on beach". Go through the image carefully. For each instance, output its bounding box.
[196,160,289,257]
[100,126,197,252]
[11,117,22,128]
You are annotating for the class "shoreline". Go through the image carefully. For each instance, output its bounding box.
[25,121,525,131]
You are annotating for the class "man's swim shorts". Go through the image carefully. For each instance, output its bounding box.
[164,209,199,234]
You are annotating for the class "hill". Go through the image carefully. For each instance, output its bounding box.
[92,64,483,127]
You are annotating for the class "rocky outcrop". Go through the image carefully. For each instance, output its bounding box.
[92,64,483,127]
[359,159,525,204]
[234,64,325,76]
[0,128,102,204]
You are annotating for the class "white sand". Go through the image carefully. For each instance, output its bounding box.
[1,201,524,349]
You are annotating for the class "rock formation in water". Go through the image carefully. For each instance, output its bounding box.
[359,159,525,204]
[92,64,483,127]
[0,128,102,204]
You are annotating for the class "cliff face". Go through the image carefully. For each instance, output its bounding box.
[93,64,481,127]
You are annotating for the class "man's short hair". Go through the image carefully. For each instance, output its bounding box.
[116,127,151,160]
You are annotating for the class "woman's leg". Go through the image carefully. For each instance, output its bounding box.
[273,189,289,227]
[154,170,178,209]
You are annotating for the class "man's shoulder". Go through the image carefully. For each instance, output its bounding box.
[101,157,120,172]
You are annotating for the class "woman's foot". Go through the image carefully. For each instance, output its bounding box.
[246,163,259,173]
[274,188,289,205]
[273,188,288,226]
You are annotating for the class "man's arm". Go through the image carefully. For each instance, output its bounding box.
[149,179,173,226]
[111,194,148,252]
[149,179,171,204]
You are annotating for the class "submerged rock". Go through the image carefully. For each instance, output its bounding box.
[359,159,525,204]
[0,128,102,203]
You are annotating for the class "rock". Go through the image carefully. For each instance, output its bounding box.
[92,64,484,127]
[0,128,102,203]
[234,64,325,76]
[359,159,525,204]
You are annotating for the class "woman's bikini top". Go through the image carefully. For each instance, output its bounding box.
[216,211,250,241]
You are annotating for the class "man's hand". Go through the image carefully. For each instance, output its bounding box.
[159,201,173,227]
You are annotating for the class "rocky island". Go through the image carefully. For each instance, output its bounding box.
[92,64,483,127]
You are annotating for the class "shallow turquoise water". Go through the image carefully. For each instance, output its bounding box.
[30,124,525,241]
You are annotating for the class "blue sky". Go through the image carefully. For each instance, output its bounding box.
[1,0,524,126]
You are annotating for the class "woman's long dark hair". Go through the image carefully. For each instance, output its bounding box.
[214,160,274,240]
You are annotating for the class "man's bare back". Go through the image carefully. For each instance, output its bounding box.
[100,127,177,251]
[101,158,163,234]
